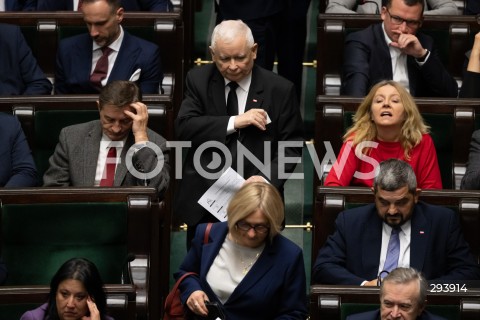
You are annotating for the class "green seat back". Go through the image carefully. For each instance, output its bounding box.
[0,303,43,319]
[1,202,128,285]
[34,110,98,182]
[343,112,453,188]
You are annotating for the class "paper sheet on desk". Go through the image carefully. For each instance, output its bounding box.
[198,167,245,222]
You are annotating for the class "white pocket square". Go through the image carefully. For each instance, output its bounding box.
[129,68,141,81]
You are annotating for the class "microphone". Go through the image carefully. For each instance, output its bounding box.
[357,0,380,14]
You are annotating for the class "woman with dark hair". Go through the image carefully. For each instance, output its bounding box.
[20,258,113,320]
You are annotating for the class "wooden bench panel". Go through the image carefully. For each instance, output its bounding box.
[310,284,480,320]
[316,14,479,95]
[0,187,165,320]
[314,95,480,189]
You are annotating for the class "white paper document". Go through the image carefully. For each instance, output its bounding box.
[198,167,245,221]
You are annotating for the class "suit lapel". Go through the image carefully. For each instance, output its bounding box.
[373,24,394,79]
[245,66,264,113]
[410,205,429,271]
[363,210,384,278]
[110,33,141,81]
[84,124,102,185]
[114,134,134,186]
[210,68,229,117]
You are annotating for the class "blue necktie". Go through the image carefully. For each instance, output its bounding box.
[383,227,400,276]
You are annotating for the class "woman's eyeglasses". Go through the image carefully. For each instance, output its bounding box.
[235,221,270,234]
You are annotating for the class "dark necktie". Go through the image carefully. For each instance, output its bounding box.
[227,81,239,116]
[382,227,400,277]
[90,46,113,90]
[99,147,117,187]
[77,0,83,10]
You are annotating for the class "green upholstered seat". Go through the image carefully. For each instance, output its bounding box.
[34,110,98,182]
[1,202,128,285]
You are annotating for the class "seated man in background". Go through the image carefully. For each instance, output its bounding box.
[55,0,162,94]
[37,0,173,11]
[465,0,480,15]
[341,0,458,97]
[43,80,170,197]
[326,0,458,15]
[0,113,38,187]
[459,31,480,98]
[347,267,447,320]
[0,23,52,95]
[0,0,36,10]
[313,159,480,286]
[461,128,480,189]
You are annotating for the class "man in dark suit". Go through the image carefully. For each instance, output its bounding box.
[36,0,172,11]
[341,0,458,97]
[175,19,304,247]
[0,113,38,187]
[459,32,480,98]
[313,159,480,286]
[347,268,446,320]
[1,0,36,10]
[465,0,480,15]
[0,23,52,95]
[54,0,162,94]
[43,80,170,197]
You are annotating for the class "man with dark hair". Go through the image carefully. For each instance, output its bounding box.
[36,0,172,11]
[55,0,162,94]
[43,80,169,197]
[341,0,457,97]
[313,159,480,286]
[347,267,446,320]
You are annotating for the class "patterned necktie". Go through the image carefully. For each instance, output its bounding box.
[90,46,113,90]
[226,81,239,116]
[383,227,400,277]
[99,147,117,187]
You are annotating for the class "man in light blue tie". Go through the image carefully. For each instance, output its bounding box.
[312,158,480,286]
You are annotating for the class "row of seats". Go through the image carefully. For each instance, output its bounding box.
[314,96,480,189]
[0,11,186,112]
[318,0,468,14]
[310,284,480,320]
[0,187,165,320]
[317,14,480,95]
[311,186,480,318]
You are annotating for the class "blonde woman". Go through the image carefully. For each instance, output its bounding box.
[325,80,442,188]
[174,182,308,320]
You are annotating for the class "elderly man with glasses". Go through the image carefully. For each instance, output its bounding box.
[340,0,458,98]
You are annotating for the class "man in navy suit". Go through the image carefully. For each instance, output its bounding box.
[341,0,458,97]
[313,159,480,286]
[1,0,36,10]
[36,0,172,11]
[347,268,446,320]
[465,0,480,15]
[0,113,38,187]
[175,19,304,247]
[54,0,162,94]
[0,23,52,95]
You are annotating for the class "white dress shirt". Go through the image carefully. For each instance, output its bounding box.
[94,134,126,186]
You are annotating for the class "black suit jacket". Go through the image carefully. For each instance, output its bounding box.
[341,23,458,98]
[174,64,304,225]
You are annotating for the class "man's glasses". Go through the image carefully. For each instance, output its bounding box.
[236,221,270,234]
[386,8,422,29]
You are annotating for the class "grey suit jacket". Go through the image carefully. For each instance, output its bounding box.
[325,0,458,15]
[43,120,169,198]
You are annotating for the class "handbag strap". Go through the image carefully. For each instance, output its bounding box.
[203,222,213,245]
[165,271,197,308]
